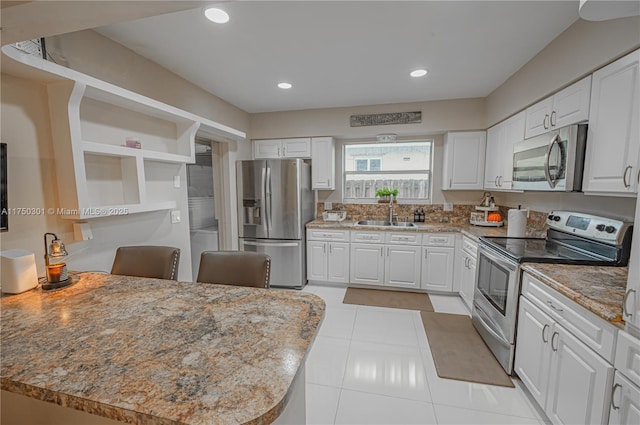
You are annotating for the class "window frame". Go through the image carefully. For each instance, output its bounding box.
[342,139,433,204]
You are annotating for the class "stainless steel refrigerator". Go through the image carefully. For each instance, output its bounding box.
[237,159,313,289]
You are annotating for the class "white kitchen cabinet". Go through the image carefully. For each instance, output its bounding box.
[311,137,335,190]
[350,243,384,286]
[442,131,486,190]
[307,241,328,281]
[306,229,350,284]
[515,297,553,408]
[484,111,525,190]
[516,272,616,425]
[610,331,640,425]
[624,194,640,330]
[384,245,421,289]
[421,234,455,292]
[609,372,640,425]
[583,49,640,196]
[457,237,478,310]
[421,247,455,291]
[253,138,311,159]
[545,322,613,425]
[524,76,592,139]
[350,231,423,289]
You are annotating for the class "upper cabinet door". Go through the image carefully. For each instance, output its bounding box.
[501,111,526,188]
[311,137,335,190]
[485,111,525,191]
[254,138,312,159]
[442,131,486,190]
[552,76,591,129]
[282,138,311,158]
[484,124,504,190]
[583,49,640,195]
[524,76,591,139]
[525,97,553,139]
[254,139,282,158]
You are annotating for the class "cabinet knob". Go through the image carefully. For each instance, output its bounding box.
[550,110,557,127]
[543,114,549,130]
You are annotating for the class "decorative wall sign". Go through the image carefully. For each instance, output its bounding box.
[350,111,421,127]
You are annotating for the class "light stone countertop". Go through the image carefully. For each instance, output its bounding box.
[521,263,628,327]
[0,273,325,425]
[306,219,509,240]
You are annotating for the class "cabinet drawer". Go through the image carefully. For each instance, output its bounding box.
[385,232,421,245]
[422,233,455,247]
[462,236,478,257]
[522,272,616,362]
[307,229,349,241]
[351,231,384,243]
[615,330,640,387]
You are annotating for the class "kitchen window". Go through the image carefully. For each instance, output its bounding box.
[343,140,432,202]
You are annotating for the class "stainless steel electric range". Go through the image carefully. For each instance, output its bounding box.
[472,211,634,374]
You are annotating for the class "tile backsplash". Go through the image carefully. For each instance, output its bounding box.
[317,203,548,237]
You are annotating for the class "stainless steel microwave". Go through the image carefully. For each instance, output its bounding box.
[512,123,587,191]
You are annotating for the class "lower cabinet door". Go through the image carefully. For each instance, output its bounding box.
[384,245,421,289]
[609,372,640,425]
[514,297,553,408]
[420,246,454,291]
[306,241,327,281]
[327,242,350,283]
[546,324,614,425]
[458,252,476,309]
[350,243,384,285]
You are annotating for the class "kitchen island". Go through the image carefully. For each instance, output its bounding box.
[1,273,325,425]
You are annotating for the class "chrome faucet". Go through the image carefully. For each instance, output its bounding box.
[389,198,397,223]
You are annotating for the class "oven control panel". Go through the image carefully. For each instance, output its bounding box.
[547,211,633,245]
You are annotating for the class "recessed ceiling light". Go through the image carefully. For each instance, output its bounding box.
[410,69,428,78]
[204,7,229,24]
[278,82,293,89]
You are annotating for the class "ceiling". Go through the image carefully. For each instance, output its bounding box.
[91,1,580,113]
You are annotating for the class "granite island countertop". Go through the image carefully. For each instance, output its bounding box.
[521,263,628,327]
[1,273,325,425]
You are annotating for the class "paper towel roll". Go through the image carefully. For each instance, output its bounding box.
[507,209,528,238]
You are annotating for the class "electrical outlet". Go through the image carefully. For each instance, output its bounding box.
[171,210,181,224]
[443,202,453,211]
[173,175,180,188]
[324,202,332,211]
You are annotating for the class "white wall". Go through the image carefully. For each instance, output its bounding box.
[0,74,193,280]
[0,29,253,280]
[251,98,486,207]
[486,16,640,126]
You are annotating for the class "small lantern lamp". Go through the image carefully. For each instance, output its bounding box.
[43,232,71,290]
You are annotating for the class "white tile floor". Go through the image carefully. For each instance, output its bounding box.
[302,284,549,425]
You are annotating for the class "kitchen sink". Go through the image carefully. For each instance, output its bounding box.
[355,220,392,226]
[355,220,417,228]
[392,222,417,228]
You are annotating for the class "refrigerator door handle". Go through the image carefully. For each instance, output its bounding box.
[242,240,300,248]
[265,165,272,235]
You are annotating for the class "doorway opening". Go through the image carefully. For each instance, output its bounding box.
[187,139,221,279]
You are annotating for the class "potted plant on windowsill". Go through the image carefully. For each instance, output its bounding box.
[375,187,399,203]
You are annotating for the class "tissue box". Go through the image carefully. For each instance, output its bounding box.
[1,249,38,294]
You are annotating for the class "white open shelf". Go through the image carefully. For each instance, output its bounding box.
[2,45,246,220]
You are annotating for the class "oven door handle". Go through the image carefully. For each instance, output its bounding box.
[473,301,511,346]
[544,134,560,189]
[478,245,518,272]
